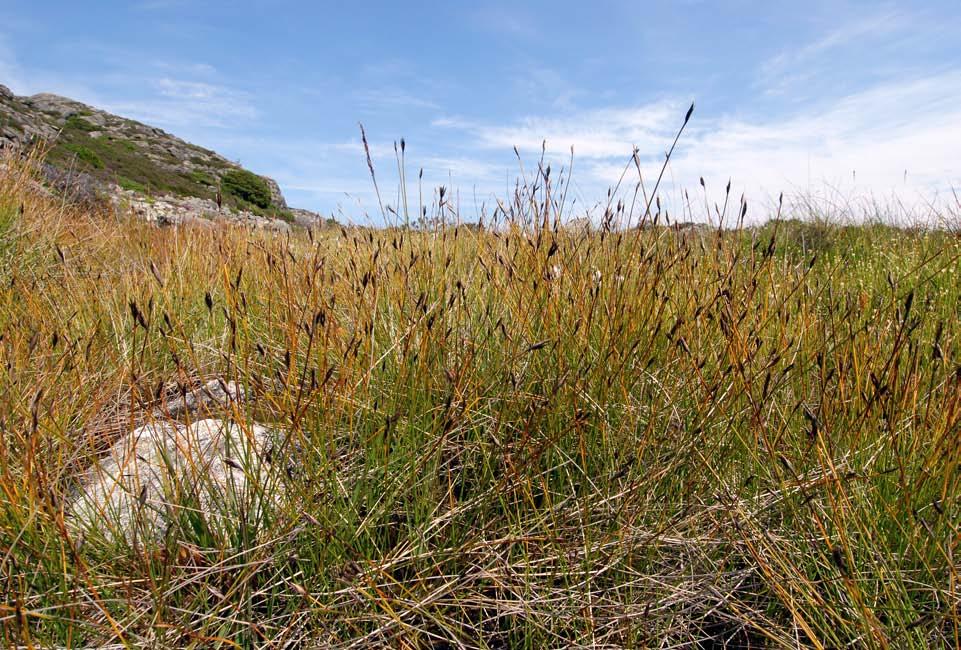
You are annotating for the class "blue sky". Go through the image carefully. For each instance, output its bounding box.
[2,1,960,222]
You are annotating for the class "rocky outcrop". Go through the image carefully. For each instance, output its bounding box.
[110,185,293,231]
[289,207,332,228]
[264,176,287,210]
[0,91,59,148]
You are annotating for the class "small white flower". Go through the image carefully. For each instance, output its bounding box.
[544,264,563,281]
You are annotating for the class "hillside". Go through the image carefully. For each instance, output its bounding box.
[0,83,323,228]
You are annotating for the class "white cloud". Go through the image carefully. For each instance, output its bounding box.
[433,71,961,222]
[649,73,961,215]
[155,61,218,77]
[436,100,682,160]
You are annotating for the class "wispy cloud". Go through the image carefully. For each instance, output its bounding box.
[471,5,542,40]
[154,61,218,77]
[0,31,251,131]
[353,87,440,112]
[108,77,258,129]
[509,64,580,111]
[756,9,920,98]
[761,10,903,80]
[156,78,229,101]
[435,100,681,159]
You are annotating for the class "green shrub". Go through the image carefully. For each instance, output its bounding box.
[273,209,294,223]
[118,177,147,193]
[221,169,272,209]
[62,143,104,169]
[189,170,215,186]
[64,115,97,132]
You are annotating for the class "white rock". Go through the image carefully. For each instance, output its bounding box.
[70,417,281,546]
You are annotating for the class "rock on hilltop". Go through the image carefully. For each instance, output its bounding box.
[0,83,326,228]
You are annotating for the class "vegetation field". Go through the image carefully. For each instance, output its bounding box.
[0,149,959,648]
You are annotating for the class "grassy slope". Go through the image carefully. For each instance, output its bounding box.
[0,151,959,647]
[43,114,228,200]
[22,111,290,219]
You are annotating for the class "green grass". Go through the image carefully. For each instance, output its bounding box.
[60,142,104,169]
[188,169,216,186]
[63,115,98,132]
[0,148,959,648]
[48,129,203,197]
[117,176,148,193]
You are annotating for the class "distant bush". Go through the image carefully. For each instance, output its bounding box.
[64,115,97,132]
[221,169,272,209]
[118,177,147,193]
[274,209,294,223]
[189,170,215,186]
[62,143,104,169]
